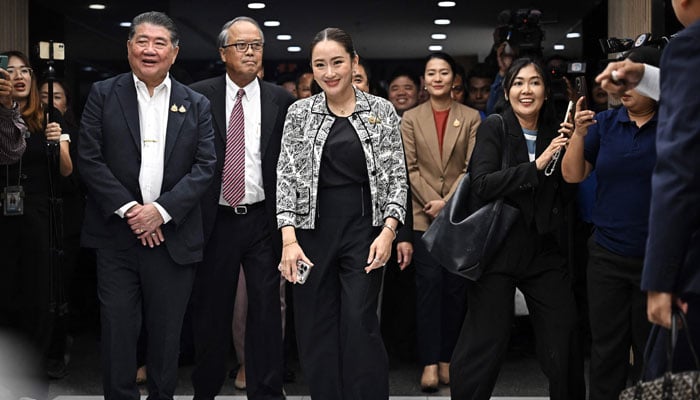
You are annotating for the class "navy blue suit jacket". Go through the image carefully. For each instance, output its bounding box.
[78,73,216,265]
[190,76,295,250]
[642,19,700,296]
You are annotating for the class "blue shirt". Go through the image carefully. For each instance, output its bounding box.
[584,106,657,257]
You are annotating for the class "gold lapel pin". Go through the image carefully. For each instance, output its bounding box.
[453,119,460,127]
[178,105,187,113]
[170,104,178,112]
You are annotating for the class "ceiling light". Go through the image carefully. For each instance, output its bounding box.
[263,20,280,27]
[247,2,265,9]
[88,4,106,9]
[287,46,302,53]
[429,45,443,51]
[434,19,451,25]
[566,32,581,39]
[277,34,292,41]
[431,33,447,40]
[438,1,456,7]
[119,22,132,27]
[553,44,566,50]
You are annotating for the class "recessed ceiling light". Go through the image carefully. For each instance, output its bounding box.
[431,33,447,40]
[119,22,132,27]
[553,44,566,50]
[263,20,280,27]
[277,34,292,41]
[429,45,443,51]
[434,19,451,25]
[287,46,302,53]
[438,1,456,7]
[566,32,581,39]
[247,2,265,9]
[88,4,106,9]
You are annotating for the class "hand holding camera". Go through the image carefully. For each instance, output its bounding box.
[0,56,13,109]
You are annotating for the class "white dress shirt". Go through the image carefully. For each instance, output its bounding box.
[115,73,172,223]
[219,75,265,206]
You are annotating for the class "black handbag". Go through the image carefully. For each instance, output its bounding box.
[421,114,519,281]
[619,311,700,400]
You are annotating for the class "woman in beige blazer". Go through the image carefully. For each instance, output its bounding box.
[400,52,481,392]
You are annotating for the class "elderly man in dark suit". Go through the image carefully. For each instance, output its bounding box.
[189,16,294,400]
[78,11,216,400]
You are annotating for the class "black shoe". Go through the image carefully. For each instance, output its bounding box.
[47,359,68,379]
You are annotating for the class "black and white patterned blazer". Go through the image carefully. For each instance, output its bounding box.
[276,87,407,229]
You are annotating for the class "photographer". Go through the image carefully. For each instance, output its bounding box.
[0,50,72,384]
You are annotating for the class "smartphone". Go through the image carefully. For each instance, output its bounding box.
[0,55,8,71]
[296,260,312,285]
[575,76,588,110]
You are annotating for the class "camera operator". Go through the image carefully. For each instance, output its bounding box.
[0,50,72,395]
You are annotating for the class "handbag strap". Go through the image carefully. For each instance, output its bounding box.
[494,114,510,172]
[639,309,700,382]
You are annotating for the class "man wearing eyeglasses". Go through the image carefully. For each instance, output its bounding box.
[190,16,294,400]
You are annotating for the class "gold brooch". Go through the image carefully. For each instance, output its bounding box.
[170,104,178,112]
[453,119,460,127]
[178,105,186,113]
[368,114,381,124]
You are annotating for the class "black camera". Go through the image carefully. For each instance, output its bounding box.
[599,33,669,54]
[494,9,545,56]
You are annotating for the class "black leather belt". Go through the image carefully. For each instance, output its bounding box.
[220,201,265,215]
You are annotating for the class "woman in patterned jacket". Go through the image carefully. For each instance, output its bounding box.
[276,27,407,399]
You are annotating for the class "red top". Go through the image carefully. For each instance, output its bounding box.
[433,108,450,157]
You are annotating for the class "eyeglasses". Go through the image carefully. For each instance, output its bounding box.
[222,41,264,52]
[6,67,32,77]
[451,85,464,93]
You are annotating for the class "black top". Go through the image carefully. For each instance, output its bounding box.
[319,116,369,188]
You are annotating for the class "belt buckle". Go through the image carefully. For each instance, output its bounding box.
[233,205,248,215]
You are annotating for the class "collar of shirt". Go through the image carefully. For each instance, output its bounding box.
[132,73,171,100]
[225,75,260,106]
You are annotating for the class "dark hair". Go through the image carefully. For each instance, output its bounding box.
[129,11,180,47]
[467,62,496,83]
[388,67,420,90]
[309,27,355,60]
[357,57,371,82]
[217,16,264,48]
[0,50,44,133]
[503,57,554,122]
[424,51,457,77]
[625,46,661,68]
[503,57,550,97]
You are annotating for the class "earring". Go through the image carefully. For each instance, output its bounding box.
[504,94,508,101]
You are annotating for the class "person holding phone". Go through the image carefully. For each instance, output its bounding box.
[0,51,72,389]
[0,55,27,164]
[562,47,660,400]
[276,27,407,399]
[450,58,582,400]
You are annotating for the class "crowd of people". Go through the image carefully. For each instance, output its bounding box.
[1,3,699,400]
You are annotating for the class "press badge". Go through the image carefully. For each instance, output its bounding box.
[3,185,24,216]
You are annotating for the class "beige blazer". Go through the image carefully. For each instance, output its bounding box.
[401,101,480,231]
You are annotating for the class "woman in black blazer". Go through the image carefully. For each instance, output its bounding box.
[449,58,584,400]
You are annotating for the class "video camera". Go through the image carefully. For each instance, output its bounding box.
[494,9,545,56]
[599,33,669,54]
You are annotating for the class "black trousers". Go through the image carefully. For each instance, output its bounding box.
[450,222,584,400]
[587,239,651,400]
[97,244,194,400]
[294,185,389,400]
[412,230,467,365]
[191,204,283,400]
